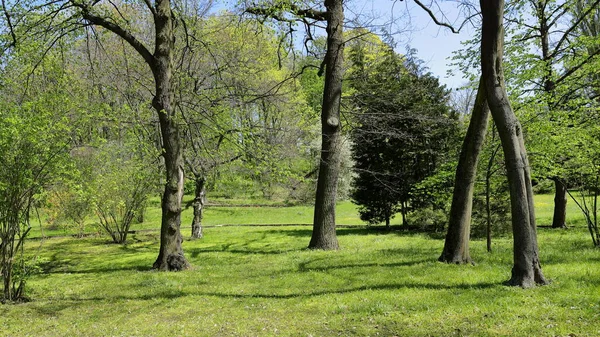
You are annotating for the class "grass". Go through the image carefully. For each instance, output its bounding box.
[2,194,599,336]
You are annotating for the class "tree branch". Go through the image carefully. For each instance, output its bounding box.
[245,3,328,22]
[71,1,155,68]
[1,0,17,47]
[413,0,460,34]
[549,0,600,60]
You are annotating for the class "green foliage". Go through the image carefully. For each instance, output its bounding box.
[348,43,459,226]
[90,142,159,244]
[44,184,93,237]
[0,40,80,301]
[175,15,319,201]
[0,87,72,302]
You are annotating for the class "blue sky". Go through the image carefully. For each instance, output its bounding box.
[229,0,476,88]
[354,0,476,89]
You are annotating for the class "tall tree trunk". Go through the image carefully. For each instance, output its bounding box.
[551,178,567,228]
[76,0,188,270]
[151,0,189,271]
[480,0,547,287]
[191,176,206,239]
[486,166,492,253]
[308,0,344,250]
[439,77,490,264]
[536,4,568,231]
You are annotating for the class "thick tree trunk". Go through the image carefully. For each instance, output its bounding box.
[481,0,547,287]
[191,176,206,239]
[439,77,490,264]
[551,178,567,228]
[308,0,344,250]
[151,0,189,271]
[486,169,492,253]
[76,0,188,271]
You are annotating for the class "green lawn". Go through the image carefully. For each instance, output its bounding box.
[2,194,599,336]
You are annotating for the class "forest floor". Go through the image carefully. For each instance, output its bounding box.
[1,195,599,336]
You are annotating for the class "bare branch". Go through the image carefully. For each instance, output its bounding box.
[1,0,17,47]
[413,0,460,34]
[72,1,155,68]
[142,0,157,16]
[549,0,600,60]
[245,3,328,22]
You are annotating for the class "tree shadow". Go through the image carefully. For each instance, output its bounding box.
[267,227,374,238]
[188,244,299,257]
[57,280,500,303]
[296,258,433,273]
[54,264,152,274]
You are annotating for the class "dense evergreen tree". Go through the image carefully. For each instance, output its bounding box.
[349,46,458,228]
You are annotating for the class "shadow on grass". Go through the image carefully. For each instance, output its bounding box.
[297,258,433,272]
[60,281,499,303]
[200,281,500,299]
[265,226,447,240]
[188,245,300,257]
[59,264,152,274]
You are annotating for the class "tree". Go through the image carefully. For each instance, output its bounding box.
[481,0,547,287]
[0,53,73,301]
[245,0,345,250]
[439,77,491,264]
[175,15,318,237]
[440,0,600,265]
[6,0,204,270]
[306,0,345,250]
[349,45,458,229]
[92,142,159,244]
[505,0,600,229]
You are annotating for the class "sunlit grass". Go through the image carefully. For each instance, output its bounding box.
[28,194,588,240]
[2,225,600,336]
[6,193,598,336]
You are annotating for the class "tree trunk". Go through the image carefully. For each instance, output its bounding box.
[2,258,11,302]
[151,0,189,271]
[439,77,490,264]
[551,178,567,228]
[486,168,492,253]
[481,0,547,287]
[76,0,188,270]
[308,0,344,250]
[191,176,206,239]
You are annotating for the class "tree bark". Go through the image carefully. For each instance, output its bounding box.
[480,0,547,287]
[551,178,567,228]
[486,166,492,253]
[151,0,189,271]
[308,0,344,250]
[439,77,490,264]
[76,0,189,271]
[191,176,206,239]
[401,201,407,226]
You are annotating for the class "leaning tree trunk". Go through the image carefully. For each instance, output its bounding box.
[551,178,567,228]
[308,0,344,250]
[481,0,547,287]
[439,77,490,264]
[191,176,206,239]
[151,0,189,271]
